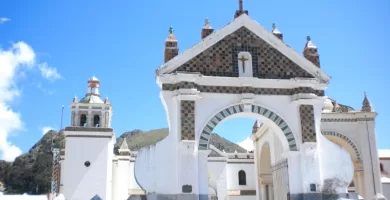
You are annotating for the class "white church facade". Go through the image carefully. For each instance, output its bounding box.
[57,2,388,200]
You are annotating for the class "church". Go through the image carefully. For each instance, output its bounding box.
[57,1,389,200]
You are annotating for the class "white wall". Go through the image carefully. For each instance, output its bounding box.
[229,196,256,200]
[381,159,390,174]
[227,162,256,191]
[382,183,390,200]
[62,133,113,200]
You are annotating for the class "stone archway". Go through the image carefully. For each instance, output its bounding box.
[321,131,364,196]
[198,104,298,151]
[321,131,361,162]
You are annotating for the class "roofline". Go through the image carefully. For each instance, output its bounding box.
[156,14,331,83]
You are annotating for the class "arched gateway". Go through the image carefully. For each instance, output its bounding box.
[133,2,380,200]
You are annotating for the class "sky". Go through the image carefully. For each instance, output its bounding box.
[0,0,389,161]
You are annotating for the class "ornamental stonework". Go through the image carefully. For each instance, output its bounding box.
[300,105,317,142]
[172,27,314,79]
[181,101,195,140]
[162,82,324,96]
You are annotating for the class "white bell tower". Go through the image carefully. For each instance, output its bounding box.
[61,76,115,200]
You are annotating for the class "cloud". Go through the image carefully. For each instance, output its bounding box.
[0,18,10,24]
[36,82,55,95]
[38,62,62,81]
[42,126,55,135]
[0,42,36,161]
[237,137,254,151]
[0,41,60,161]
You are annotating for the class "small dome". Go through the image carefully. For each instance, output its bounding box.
[79,95,104,104]
[89,76,99,81]
[323,98,334,112]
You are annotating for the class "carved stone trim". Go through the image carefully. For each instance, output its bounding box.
[321,118,374,122]
[163,82,324,96]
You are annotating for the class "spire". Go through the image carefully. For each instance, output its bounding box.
[72,95,78,103]
[252,120,261,134]
[119,139,131,156]
[303,36,321,68]
[361,92,374,112]
[164,25,179,63]
[166,25,176,41]
[272,23,283,41]
[304,36,317,49]
[201,17,214,39]
[234,0,248,18]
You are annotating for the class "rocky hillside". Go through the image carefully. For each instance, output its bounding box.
[0,128,245,194]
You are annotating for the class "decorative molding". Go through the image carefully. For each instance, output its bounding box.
[198,104,297,151]
[163,82,324,96]
[321,118,374,122]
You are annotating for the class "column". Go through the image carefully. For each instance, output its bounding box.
[260,184,267,200]
[198,150,211,200]
[253,139,261,200]
[268,184,274,200]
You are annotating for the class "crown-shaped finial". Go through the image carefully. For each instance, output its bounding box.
[169,26,174,34]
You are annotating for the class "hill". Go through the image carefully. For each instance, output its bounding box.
[0,128,245,194]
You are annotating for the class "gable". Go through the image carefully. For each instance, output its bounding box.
[172,27,314,79]
[157,14,330,82]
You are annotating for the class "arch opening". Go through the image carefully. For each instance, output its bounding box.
[198,104,297,151]
[80,114,87,127]
[93,115,100,127]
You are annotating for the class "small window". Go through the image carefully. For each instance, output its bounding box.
[238,170,246,185]
[80,114,87,127]
[93,115,100,127]
[380,163,384,172]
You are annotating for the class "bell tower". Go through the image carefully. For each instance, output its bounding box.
[61,76,114,200]
[70,76,112,128]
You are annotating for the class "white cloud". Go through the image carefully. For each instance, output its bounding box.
[38,62,62,81]
[0,42,36,161]
[237,137,254,151]
[0,18,10,24]
[42,126,55,135]
[0,41,60,161]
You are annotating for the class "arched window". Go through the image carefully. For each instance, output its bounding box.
[80,114,87,127]
[238,170,246,185]
[93,115,100,127]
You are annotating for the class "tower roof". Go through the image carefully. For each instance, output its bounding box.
[304,36,317,49]
[361,92,374,112]
[166,26,177,41]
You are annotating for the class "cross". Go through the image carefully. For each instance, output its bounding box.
[238,55,249,73]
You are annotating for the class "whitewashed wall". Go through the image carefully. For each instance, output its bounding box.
[227,162,256,191]
[62,133,114,200]
[229,196,256,200]
[382,183,390,200]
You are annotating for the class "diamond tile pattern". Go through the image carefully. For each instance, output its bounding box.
[198,104,297,151]
[162,82,324,96]
[299,105,317,142]
[321,131,361,161]
[172,27,314,79]
[181,100,195,140]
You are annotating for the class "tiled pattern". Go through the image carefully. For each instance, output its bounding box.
[198,104,297,151]
[172,27,314,79]
[321,118,374,122]
[321,131,361,161]
[299,105,317,143]
[163,82,325,96]
[181,101,195,140]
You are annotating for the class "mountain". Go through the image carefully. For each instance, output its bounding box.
[0,128,245,194]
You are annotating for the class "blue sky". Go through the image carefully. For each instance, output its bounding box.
[0,0,388,161]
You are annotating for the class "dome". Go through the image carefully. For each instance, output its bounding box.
[79,95,104,104]
[323,98,334,113]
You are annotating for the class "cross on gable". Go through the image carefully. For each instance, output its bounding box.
[238,55,249,73]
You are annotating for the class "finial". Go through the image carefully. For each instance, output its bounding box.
[272,23,276,29]
[205,17,209,26]
[239,0,243,11]
[169,26,174,34]
[306,36,311,41]
[361,91,373,112]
